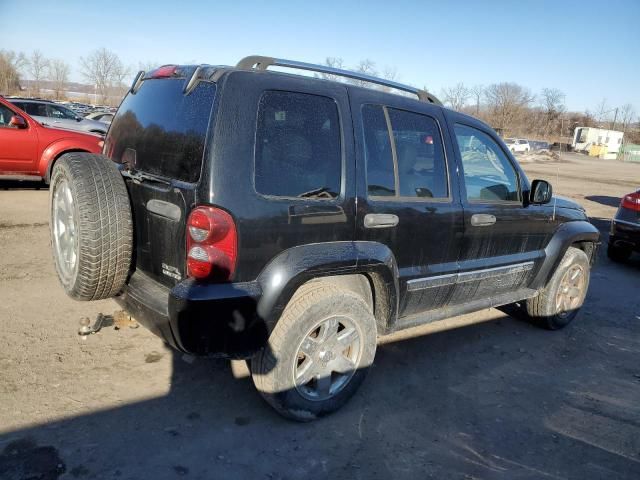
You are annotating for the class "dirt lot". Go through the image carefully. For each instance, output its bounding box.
[1,153,639,480]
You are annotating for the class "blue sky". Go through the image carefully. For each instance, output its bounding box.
[2,0,638,114]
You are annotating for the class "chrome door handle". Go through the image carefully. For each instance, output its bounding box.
[364,213,399,229]
[471,214,496,227]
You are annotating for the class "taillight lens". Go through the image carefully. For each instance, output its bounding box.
[186,206,237,281]
[149,65,178,78]
[621,192,640,212]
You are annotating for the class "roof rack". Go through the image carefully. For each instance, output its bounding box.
[236,55,442,106]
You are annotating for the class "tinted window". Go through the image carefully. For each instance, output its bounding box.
[255,91,341,199]
[23,102,49,117]
[106,79,216,182]
[454,124,520,202]
[363,105,448,199]
[48,105,77,119]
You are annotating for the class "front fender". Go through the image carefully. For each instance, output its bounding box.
[38,138,100,179]
[257,241,399,332]
[530,220,600,289]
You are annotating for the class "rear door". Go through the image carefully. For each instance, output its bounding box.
[447,116,555,303]
[105,75,218,288]
[351,90,464,320]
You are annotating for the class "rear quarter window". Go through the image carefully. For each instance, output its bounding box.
[106,79,216,183]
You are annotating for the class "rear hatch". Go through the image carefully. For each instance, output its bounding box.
[104,69,217,288]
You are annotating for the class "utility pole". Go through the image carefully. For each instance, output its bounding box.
[611,107,618,131]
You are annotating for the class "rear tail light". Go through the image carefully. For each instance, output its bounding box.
[186,206,237,281]
[621,192,640,212]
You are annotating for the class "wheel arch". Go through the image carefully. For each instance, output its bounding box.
[530,220,600,289]
[256,241,399,335]
[42,148,91,184]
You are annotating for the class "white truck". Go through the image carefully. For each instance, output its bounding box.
[572,127,623,159]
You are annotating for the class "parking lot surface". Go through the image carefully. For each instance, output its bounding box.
[1,154,639,479]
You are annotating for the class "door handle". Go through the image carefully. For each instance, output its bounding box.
[470,213,496,227]
[364,213,399,229]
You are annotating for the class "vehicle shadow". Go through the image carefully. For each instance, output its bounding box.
[584,195,621,208]
[0,179,47,190]
[1,286,639,479]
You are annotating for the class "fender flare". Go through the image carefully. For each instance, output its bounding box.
[39,142,93,181]
[530,220,600,289]
[256,241,399,333]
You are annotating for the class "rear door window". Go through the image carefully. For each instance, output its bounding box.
[254,91,342,199]
[106,79,216,183]
[362,104,448,199]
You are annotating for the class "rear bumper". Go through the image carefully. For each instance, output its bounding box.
[610,218,640,251]
[115,271,267,357]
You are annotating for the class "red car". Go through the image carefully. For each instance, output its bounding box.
[0,96,103,182]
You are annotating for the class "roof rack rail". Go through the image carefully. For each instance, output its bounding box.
[236,55,442,106]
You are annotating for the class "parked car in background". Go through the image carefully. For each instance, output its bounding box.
[6,98,109,135]
[48,56,599,421]
[0,96,103,181]
[608,189,640,262]
[85,111,114,124]
[529,140,551,151]
[504,138,530,153]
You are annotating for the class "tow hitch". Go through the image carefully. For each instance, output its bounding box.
[78,311,139,336]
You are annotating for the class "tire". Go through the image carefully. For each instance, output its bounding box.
[49,152,132,301]
[526,247,590,330]
[607,242,631,262]
[251,281,377,421]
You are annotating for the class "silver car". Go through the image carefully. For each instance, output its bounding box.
[8,98,108,135]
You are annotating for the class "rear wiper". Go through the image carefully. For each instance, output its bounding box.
[121,169,171,186]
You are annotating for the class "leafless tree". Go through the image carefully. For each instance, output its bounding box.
[317,57,345,83]
[619,103,636,133]
[539,88,565,135]
[0,50,27,94]
[441,82,470,111]
[484,82,535,131]
[351,59,377,87]
[595,98,609,123]
[137,61,158,74]
[26,50,49,95]
[48,59,70,100]
[470,85,484,116]
[79,48,130,103]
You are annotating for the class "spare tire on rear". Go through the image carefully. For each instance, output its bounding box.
[50,153,133,301]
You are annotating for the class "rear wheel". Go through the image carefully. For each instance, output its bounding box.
[251,282,377,421]
[526,247,590,330]
[50,153,132,300]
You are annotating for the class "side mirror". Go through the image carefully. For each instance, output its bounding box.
[76,116,82,122]
[9,115,28,129]
[530,179,553,204]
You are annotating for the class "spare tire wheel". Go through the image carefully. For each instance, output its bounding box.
[49,152,133,300]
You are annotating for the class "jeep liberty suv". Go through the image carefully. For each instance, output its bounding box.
[49,56,599,421]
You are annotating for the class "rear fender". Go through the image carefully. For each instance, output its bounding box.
[530,220,600,289]
[257,241,399,333]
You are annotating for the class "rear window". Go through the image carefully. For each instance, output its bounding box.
[106,79,216,183]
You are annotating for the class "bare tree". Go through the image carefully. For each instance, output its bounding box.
[0,50,27,94]
[317,57,345,82]
[26,50,49,96]
[540,88,565,136]
[48,59,70,100]
[619,103,636,133]
[484,82,535,131]
[595,98,609,123]
[441,82,470,111]
[351,59,377,86]
[470,85,484,115]
[137,61,158,74]
[79,48,130,103]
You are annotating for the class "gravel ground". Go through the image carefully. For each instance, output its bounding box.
[1,154,639,480]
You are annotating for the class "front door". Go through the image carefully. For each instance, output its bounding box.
[448,118,555,303]
[351,91,464,321]
[0,103,38,174]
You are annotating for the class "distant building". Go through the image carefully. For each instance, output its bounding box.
[572,126,624,159]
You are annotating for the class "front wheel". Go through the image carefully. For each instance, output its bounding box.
[526,247,590,329]
[251,282,377,421]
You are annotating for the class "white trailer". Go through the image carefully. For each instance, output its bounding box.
[572,126,624,159]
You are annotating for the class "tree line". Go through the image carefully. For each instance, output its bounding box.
[1,50,638,143]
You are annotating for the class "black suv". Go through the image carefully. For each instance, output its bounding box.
[49,56,599,421]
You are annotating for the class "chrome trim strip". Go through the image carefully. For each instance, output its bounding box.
[613,218,640,228]
[406,261,535,292]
